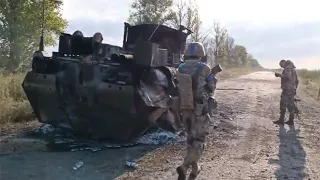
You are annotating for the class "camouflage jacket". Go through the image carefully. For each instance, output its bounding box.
[177,59,217,101]
[281,61,299,90]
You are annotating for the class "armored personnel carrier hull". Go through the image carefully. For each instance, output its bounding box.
[22,22,192,142]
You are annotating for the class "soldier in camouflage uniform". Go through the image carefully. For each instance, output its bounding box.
[274,59,299,125]
[176,42,217,180]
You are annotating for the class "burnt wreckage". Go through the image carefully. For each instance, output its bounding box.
[22,23,197,141]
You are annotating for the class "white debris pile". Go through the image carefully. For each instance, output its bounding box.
[35,124,186,150]
[137,129,186,145]
[37,124,55,134]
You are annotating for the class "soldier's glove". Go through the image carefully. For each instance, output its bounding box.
[275,73,281,77]
[208,97,217,117]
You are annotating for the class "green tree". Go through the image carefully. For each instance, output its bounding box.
[0,0,67,71]
[128,0,175,25]
[250,59,261,68]
[246,54,261,68]
[210,22,228,66]
[233,45,248,66]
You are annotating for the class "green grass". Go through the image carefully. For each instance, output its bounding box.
[0,72,35,128]
[296,69,320,100]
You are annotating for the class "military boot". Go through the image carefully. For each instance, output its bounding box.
[188,164,201,180]
[273,113,285,125]
[285,114,294,125]
[176,166,187,180]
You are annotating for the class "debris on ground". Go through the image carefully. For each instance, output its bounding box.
[34,124,186,152]
[37,124,55,134]
[73,161,84,170]
[126,161,138,168]
[137,129,185,145]
[71,147,102,152]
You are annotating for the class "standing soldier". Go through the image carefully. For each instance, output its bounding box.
[176,42,220,180]
[274,59,299,125]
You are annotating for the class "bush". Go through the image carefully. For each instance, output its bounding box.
[296,69,320,99]
[0,72,35,125]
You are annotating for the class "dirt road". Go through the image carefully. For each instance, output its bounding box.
[1,71,319,180]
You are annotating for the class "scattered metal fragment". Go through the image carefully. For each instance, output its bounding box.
[126,161,138,168]
[73,161,84,170]
[37,124,55,134]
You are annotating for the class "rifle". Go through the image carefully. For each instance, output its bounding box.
[294,97,301,120]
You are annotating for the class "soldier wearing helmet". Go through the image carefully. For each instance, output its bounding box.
[274,59,299,125]
[176,42,218,180]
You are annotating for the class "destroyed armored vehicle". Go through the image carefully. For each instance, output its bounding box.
[22,22,194,142]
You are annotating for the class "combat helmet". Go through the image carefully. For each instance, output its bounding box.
[279,59,286,68]
[184,42,206,58]
[285,60,296,68]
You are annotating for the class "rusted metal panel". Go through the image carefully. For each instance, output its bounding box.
[176,73,194,109]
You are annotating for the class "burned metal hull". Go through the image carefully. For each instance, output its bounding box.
[22,60,151,142]
[22,22,192,142]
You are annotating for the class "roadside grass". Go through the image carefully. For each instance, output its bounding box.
[0,72,36,131]
[296,69,320,100]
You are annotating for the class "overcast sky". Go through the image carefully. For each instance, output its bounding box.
[48,0,320,70]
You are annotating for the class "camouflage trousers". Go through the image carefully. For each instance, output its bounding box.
[179,101,210,177]
[280,89,296,117]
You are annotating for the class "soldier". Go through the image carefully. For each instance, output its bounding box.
[176,42,218,180]
[274,59,299,125]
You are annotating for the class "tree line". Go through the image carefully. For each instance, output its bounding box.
[0,0,67,72]
[128,0,262,68]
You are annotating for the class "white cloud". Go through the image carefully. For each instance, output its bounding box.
[294,57,320,70]
[196,0,320,26]
[61,0,131,22]
[101,36,123,46]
